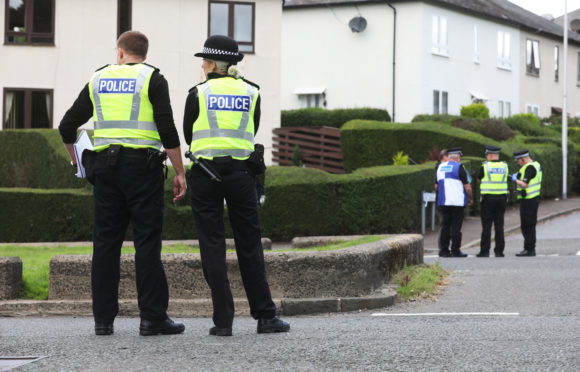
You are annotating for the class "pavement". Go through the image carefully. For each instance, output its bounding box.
[422,195,580,254]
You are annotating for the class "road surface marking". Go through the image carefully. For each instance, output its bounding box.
[371,312,519,317]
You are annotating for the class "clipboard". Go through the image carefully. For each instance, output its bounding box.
[73,130,94,178]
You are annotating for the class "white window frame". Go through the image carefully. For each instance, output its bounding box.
[526,39,541,76]
[432,15,449,57]
[497,100,511,118]
[433,90,448,114]
[554,45,559,82]
[525,103,540,117]
[474,24,480,64]
[497,31,511,70]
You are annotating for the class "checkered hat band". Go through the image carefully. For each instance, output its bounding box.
[203,47,238,56]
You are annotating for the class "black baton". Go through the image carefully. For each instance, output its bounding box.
[185,151,222,182]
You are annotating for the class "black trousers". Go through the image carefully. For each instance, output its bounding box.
[520,197,540,251]
[189,167,276,328]
[438,206,465,253]
[92,164,168,323]
[480,195,507,254]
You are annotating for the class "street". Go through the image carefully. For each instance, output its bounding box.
[1,213,580,371]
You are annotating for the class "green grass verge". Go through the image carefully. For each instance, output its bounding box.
[392,262,449,301]
[0,235,387,300]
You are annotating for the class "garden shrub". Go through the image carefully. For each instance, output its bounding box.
[451,118,514,141]
[460,103,490,119]
[504,113,557,137]
[281,107,391,128]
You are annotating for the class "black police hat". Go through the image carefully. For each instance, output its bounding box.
[485,145,501,154]
[194,35,244,63]
[448,147,463,155]
[513,150,530,159]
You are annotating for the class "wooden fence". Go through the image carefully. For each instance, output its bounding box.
[272,127,344,174]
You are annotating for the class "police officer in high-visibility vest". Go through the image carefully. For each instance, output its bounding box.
[476,145,509,257]
[183,35,289,336]
[510,150,542,257]
[436,147,473,257]
[59,31,187,336]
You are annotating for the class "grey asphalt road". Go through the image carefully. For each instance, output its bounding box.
[1,214,580,371]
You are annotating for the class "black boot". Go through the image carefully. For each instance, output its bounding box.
[257,317,290,334]
[139,318,185,336]
[516,250,536,257]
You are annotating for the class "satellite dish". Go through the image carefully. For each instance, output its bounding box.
[570,19,580,33]
[348,16,367,33]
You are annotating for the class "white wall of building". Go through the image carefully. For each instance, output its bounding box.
[0,0,281,164]
[281,4,394,115]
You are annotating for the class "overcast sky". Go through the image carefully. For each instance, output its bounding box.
[508,0,580,18]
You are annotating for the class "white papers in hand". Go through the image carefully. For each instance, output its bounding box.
[74,130,94,178]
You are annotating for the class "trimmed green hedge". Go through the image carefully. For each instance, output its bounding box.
[0,129,87,189]
[281,108,391,128]
[340,120,509,172]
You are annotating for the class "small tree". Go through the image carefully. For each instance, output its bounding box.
[392,151,409,165]
[460,103,489,119]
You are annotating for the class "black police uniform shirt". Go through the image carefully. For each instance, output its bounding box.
[59,63,180,149]
[182,73,261,146]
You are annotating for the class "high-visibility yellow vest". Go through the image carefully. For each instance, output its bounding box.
[517,161,542,199]
[189,76,258,161]
[480,161,508,195]
[88,63,161,152]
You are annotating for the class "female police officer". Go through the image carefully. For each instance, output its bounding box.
[183,35,289,336]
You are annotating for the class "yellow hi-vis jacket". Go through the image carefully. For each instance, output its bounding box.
[517,161,542,199]
[480,161,508,195]
[189,76,258,161]
[88,63,162,152]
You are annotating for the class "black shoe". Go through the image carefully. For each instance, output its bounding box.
[451,250,468,257]
[438,250,452,257]
[476,252,489,257]
[95,323,114,336]
[209,327,232,336]
[494,252,505,257]
[516,250,536,257]
[139,318,185,336]
[257,317,290,334]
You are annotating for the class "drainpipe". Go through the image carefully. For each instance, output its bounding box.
[384,1,396,122]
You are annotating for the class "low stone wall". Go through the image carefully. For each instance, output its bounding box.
[0,257,22,300]
[49,235,423,300]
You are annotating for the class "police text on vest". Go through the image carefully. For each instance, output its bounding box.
[207,94,251,112]
[98,79,137,94]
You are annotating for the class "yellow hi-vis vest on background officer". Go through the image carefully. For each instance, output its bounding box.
[89,63,162,152]
[190,76,258,162]
[480,161,508,195]
[517,161,542,199]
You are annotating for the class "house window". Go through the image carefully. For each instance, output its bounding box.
[526,39,541,76]
[498,100,511,118]
[497,31,511,70]
[433,90,448,114]
[209,1,255,53]
[117,0,132,37]
[5,0,54,45]
[525,103,540,117]
[431,15,448,56]
[3,88,53,129]
[474,24,480,63]
[554,45,559,82]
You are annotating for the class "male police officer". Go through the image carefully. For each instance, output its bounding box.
[436,148,473,257]
[183,35,289,336]
[476,145,509,257]
[511,150,542,257]
[59,31,186,336]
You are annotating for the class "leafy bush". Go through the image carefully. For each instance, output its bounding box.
[392,151,409,166]
[451,118,514,141]
[460,103,489,119]
[281,107,391,128]
[411,114,461,124]
[504,114,557,137]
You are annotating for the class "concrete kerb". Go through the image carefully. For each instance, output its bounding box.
[460,205,580,249]
[0,235,418,317]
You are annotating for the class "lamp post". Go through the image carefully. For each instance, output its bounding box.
[563,0,568,200]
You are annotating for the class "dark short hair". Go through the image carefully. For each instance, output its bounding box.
[117,31,148,58]
[439,149,448,161]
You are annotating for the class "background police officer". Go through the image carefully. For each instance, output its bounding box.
[436,147,473,257]
[511,150,542,257]
[476,145,509,257]
[183,35,289,336]
[59,31,186,336]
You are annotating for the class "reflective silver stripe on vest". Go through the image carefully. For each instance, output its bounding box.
[130,65,154,120]
[94,121,157,131]
[193,148,253,158]
[526,189,540,197]
[238,84,257,133]
[200,81,257,134]
[94,137,162,149]
[191,128,254,142]
[200,83,219,129]
[91,71,105,122]
[481,163,508,184]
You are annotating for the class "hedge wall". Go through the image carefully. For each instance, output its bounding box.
[281,108,391,128]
